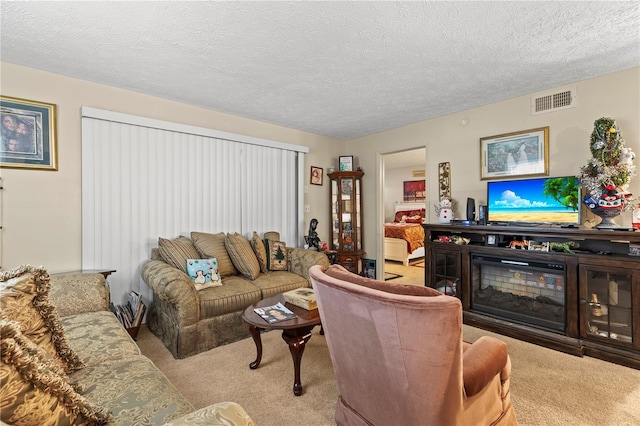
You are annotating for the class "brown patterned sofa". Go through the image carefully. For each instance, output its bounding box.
[1,265,254,425]
[141,231,330,359]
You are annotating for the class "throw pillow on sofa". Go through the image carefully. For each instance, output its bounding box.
[250,231,268,273]
[158,236,201,274]
[0,265,85,373]
[0,319,112,425]
[225,233,261,280]
[191,231,238,277]
[186,258,222,290]
[265,239,288,271]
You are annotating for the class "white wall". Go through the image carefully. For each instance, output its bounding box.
[348,68,640,263]
[2,64,638,272]
[384,166,423,222]
[0,62,341,272]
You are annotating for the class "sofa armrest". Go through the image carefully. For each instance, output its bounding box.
[462,336,509,397]
[141,259,200,326]
[287,247,330,282]
[49,273,110,317]
[163,401,255,426]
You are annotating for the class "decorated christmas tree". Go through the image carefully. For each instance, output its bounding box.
[578,117,636,227]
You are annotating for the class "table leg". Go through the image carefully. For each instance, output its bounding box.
[281,326,314,396]
[248,324,264,369]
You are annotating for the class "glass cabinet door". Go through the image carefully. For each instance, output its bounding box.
[431,249,460,297]
[340,176,355,251]
[331,178,339,249]
[580,264,634,347]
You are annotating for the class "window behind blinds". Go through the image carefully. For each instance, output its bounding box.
[81,107,306,307]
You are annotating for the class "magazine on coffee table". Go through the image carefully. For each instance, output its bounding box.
[254,302,298,324]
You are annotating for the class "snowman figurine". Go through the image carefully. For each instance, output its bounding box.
[434,197,454,224]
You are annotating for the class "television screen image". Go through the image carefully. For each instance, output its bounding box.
[487,176,581,226]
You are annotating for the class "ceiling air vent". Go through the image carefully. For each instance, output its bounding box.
[531,86,577,115]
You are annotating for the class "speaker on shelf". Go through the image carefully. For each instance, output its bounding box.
[466,198,476,221]
[478,205,488,225]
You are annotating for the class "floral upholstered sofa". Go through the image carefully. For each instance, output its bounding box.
[141,231,330,359]
[0,265,254,425]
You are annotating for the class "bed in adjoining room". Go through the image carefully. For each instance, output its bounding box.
[384,204,425,266]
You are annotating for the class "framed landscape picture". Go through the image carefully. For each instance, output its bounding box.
[403,180,426,202]
[480,126,548,180]
[0,96,58,170]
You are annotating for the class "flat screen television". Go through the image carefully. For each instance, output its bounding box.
[487,176,581,226]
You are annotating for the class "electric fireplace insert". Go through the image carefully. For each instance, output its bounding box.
[471,254,566,332]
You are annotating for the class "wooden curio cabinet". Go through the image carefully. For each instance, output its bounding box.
[328,170,365,274]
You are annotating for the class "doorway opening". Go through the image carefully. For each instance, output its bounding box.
[381,148,426,286]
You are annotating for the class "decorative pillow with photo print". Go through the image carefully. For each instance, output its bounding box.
[186,258,222,291]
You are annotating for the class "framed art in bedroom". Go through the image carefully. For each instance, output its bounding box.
[403,180,426,202]
[0,95,58,170]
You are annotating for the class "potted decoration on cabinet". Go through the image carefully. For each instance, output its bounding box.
[578,117,637,229]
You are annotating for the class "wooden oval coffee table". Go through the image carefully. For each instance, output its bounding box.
[242,293,321,396]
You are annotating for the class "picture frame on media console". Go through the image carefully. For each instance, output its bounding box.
[480,126,549,180]
[0,96,58,170]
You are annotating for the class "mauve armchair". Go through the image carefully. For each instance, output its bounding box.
[309,264,517,426]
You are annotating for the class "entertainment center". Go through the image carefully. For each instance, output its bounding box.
[423,223,640,369]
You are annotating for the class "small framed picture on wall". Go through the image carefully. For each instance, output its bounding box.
[339,155,353,171]
[310,166,323,185]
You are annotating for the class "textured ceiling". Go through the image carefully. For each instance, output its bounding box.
[1,1,639,140]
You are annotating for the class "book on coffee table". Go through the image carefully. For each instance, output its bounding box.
[283,288,317,311]
[254,302,297,324]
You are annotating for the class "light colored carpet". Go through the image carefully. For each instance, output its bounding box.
[137,325,336,425]
[384,260,425,285]
[137,323,640,426]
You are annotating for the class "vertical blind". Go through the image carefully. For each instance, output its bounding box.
[81,107,307,307]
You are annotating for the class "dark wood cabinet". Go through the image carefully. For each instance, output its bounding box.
[328,170,365,274]
[423,223,640,369]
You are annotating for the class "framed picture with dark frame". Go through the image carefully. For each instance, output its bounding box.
[403,180,426,202]
[310,166,323,185]
[339,155,353,171]
[1,95,58,170]
[480,126,549,180]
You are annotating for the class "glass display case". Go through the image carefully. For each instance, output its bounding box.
[580,264,635,347]
[328,169,365,274]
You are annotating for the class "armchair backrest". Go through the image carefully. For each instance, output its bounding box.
[310,264,466,425]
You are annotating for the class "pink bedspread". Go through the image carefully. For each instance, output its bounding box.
[384,223,425,253]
